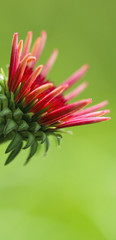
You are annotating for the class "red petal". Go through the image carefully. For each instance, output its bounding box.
[16,40,23,70]
[40,99,92,125]
[15,65,43,103]
[24,83,54,106]
[31,85,68,114]
[8,33,18,89]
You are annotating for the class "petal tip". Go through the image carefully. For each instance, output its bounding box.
[54,49,59,54]
[13,32,18,37]
[84,64,89,70]
[104,117,111,121]
[41,30,47,38]
[87,98,92,103]
[28,31,33,35]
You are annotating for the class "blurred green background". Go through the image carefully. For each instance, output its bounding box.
[0,0,115,239]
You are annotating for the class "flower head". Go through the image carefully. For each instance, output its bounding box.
[0,31,110,165]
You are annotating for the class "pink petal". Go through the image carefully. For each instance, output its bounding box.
[41,49,58,78]
[65,82,88,101]
[21,31,32,60]
[56,116,111,128]
[28,31,47,68]
[78,109,110,118]
[61,64,89,90]
[72,100,108,117]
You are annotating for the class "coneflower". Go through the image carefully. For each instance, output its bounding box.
[0,31,110,165]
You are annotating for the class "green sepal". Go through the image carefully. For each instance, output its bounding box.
[5,132,22,153]
[24,141,38,165]
[35,131,46,144]
[0,74,5,90]
[0,69,8,95]
[1,68,7,82]
[30,122,41,133]
[14,84,21,98]
[4,119,18,136]
[9,92,15,111]
[55,135,62,145]
[18,98,25,109]
[44,136,49,154]
[0,123,5,136]
[47,132,62,146]
[0,108,12,119]
[23,112,33,122]
[23,132,35,149]
[13,108,23,121]
[0,94,8,108]
[5,142,23,165]
[18,120,29,131]
[53,133,62,145]
[0,69,9,97]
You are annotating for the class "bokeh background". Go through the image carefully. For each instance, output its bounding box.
[0,0,115,239]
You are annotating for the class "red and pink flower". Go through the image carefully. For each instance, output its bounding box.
[0,31,110,165]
